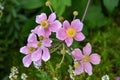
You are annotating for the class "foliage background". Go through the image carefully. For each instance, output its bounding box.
[0,0,120,80]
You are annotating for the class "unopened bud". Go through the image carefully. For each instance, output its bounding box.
[59,16,64,22]
[45,1,51,6]
[60,49,66,55]
[73,11,78,16]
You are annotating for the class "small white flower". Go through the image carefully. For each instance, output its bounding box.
[21,73,28,80]
[102,74,110,80]
[9,66,19,80]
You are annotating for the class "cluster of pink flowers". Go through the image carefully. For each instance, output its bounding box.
[20,12,101,76]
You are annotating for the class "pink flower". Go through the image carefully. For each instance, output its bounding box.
[35,12,61,36]
[56,19,85,47]
[72,43,101,75]
[20,33,52,67]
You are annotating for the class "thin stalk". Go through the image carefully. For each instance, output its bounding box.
[81,0,91,22]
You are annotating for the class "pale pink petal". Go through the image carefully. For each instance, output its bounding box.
[36,13,47,24]
[33,59,42,68]
[48,13,56,23]
[32,26,45,37]
[74,32,85,41]
[44,28,51,37]
[90,54,101,65]
[20,46,28,54]
[27,33,37,43]
[43,38,52,47]
[56,28,67,40]
[83,43,91,55]
[31,26,39,34]
[71,19,83,32]
[72,49,82,60]
[65,38,73,47]
[42,48,50,61]
[83,62,92,75]
[31,48,42,61]
[74,62,83,75]
[27,42,37,48]
[22,55,32,67]
[63,20,70,29]
[50,20,62,32]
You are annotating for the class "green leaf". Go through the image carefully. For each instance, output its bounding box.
[19,0,45,9]
[21,17,36,38]
[85,5,107,28]
[103,0,119,12]
[50,0,71,16]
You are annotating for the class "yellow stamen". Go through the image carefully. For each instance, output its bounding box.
[39,36,44,41]
[41,20,50,29]
[37,42,41,47]
[82,55,90,62]
[66,27,76,38]
[28,47,36,54]
[74,62,79,69]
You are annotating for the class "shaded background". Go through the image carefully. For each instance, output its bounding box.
[0,0,120,80]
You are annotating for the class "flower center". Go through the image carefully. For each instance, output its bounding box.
[28,47,36,54]
[82,55,90,62]
[41,20,50,29]
[74,61,79,69]
[39,36,44,41]
[66,27,76,38]
[37,42,42,47]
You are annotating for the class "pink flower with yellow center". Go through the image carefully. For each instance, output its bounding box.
[20,32,52,67]
[56,19,85,47]
[72,43,101,75]
[35,12,61,37]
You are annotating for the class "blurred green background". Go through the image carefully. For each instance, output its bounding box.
[0,0,120,80]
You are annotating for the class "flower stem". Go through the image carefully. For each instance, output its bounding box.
[81,0,91,22]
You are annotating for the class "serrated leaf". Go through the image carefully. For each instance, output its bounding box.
[103,0,119,12]
[19,0,44,9]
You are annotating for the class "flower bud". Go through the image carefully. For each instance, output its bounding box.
[45,1,51,6]
[73,11,78,16]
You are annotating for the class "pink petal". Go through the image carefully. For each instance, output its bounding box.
[31,48,42,61]
[27,33,37,43]
[65,38,73,47]
[36,13,47,24]
[35,59,42,66]
[83,62,92,75]
[33,59,42,68]
[63,20,70,29]
[27,42,37,48]
[22,55,32,67]
[50,20,62,32]
[74,62,83,75]
[48,13,56,23]
[83,43,91,55]
[20,46,28,54]
[44,28,51,37]
[43,38,52,47]
[32,26,45,37]
[74,32,85,41]
[90,54,101,65]
[42,48,50,61]
[72,49,82,60]
[56,28,67,40]
[71,19,83,32]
